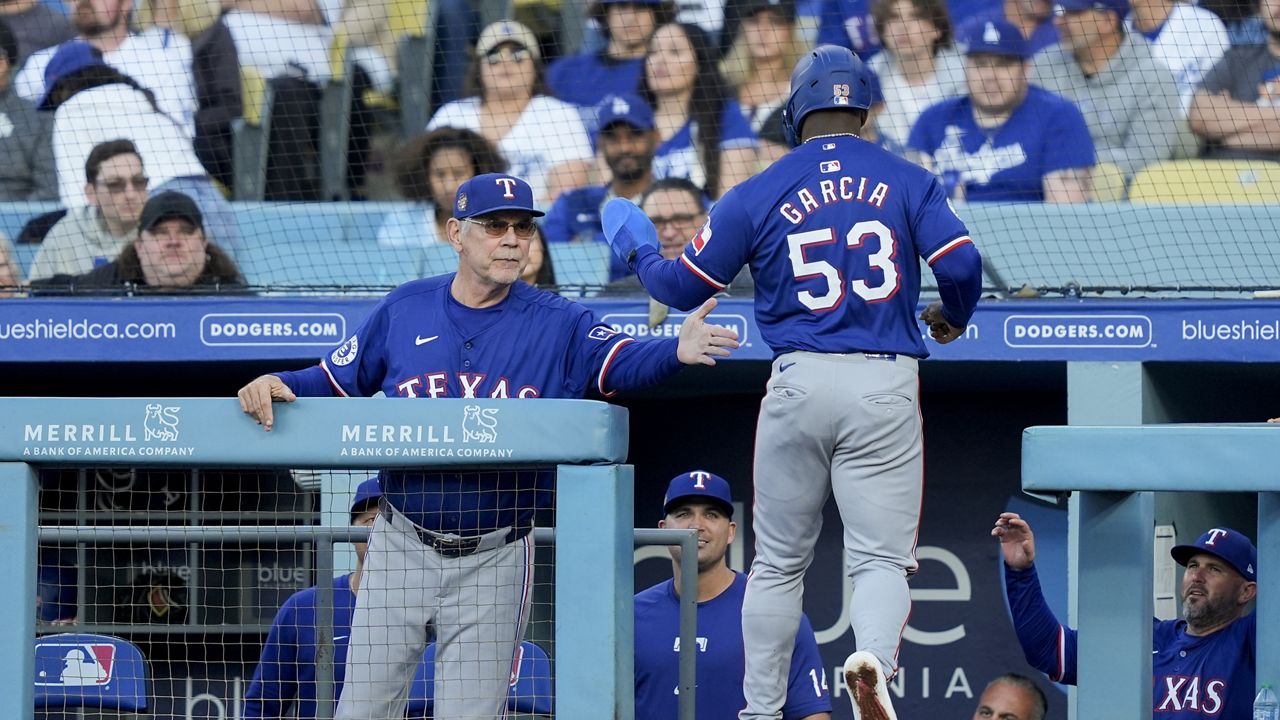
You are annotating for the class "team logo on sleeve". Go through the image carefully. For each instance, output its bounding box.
[588,325,619,341]
[330,335,359,367]
[691,221,712,255]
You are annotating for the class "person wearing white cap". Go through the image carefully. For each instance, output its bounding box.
[427,20,593,206]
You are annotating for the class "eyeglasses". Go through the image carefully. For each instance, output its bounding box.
[98,175,149,194]
[650,213,702,230]
[465,217,538,238]
[483,47,532,65]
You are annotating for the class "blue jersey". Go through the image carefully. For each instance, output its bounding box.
[547,52,644,109]
[636,135,979,358]
[908,87,1096,202]
[243,575,360,720]
[540,185,631,281]
[652,100,758,190]
[278,275,683,533]
[1005,563,1256,719]
[634,573,831,720]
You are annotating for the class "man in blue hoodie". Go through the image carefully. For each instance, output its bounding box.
[242,477,383,719]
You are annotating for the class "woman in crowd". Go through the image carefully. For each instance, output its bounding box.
[428,20,593,206]
[867,0,965,153]
[641,21,757,199]
[721,0,804,165]
[378,127,507,247]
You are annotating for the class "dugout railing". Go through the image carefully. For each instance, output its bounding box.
[0,397,701,720]
[1021,424,1280,720]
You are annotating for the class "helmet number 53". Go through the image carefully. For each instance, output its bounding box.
[786,220,901,312]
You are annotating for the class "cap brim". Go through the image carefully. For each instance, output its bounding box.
[460,204,545,219]
[663,495,734,518]
[1170,544,1248,578]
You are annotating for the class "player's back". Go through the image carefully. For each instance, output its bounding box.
[704,135,970,358]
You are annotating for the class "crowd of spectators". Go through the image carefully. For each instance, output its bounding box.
[0,0,1274,295]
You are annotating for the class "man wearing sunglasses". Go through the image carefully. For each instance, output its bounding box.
[238,172,740,720]
[28,138,145,280]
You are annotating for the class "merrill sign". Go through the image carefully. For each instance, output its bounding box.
[338,405,514,459]
[21,406,195,458]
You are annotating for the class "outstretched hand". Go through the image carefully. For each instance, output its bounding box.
[920,301,965,344]
[991,512,1037,570]
[676,298,740,366]
[237,374,297,431]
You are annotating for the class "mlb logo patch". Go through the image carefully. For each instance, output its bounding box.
[35,642,117,687]
[832,83,851,105]
[588,325,619,341]
[820,160,841,173]
[691,221,713,255]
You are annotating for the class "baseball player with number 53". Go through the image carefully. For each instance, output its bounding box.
[604,45,983,719]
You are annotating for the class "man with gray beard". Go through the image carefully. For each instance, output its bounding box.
[993,513,1256,719]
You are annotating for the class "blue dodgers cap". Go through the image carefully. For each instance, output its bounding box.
[350,476,382,517]
[1054,0,1128,15]
[39,41,105,109]
[596,92,655,132]
[663,471,734,517]
[963,19,1030,59]
[1171,527,1257,582]
[454,172,545,219]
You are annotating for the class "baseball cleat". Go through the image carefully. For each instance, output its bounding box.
[844,651,897,720]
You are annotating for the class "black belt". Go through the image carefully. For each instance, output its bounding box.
[378,497,531,558]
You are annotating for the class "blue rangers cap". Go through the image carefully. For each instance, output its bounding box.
[350,475,382,518]
[1171,527,1257,582]
[454,173,545,219]
[663,470,734,518]
[962,19,1030,59]
[39,40,104,110]
[596,92,655,132]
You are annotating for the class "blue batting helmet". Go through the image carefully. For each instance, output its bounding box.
[781,45,874,147]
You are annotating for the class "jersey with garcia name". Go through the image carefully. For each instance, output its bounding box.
[634,572,831,720]
[682,135,970,358]
[321,274,634,400]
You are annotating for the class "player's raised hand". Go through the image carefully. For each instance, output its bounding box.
[919,301,965,344]
[992,512,1037,570]
[237,374,297,432]
[676,298,741,366]
[602,198,660,269]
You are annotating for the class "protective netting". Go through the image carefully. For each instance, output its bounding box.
[0,0,1275,298]
[35,466,557,719]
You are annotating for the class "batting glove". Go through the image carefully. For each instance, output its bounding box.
[602,198,660,270]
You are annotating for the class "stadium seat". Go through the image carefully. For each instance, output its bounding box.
[421,243,459,277]
[408,640,554,717]
[0,202,61,242]
[392,0,438,135]
[1088,162,1127,202]
[1127,160,1280,204]
[13,243,38,279]
[34,633,149,714]
[232,66,273,201]
[548,242,612,288]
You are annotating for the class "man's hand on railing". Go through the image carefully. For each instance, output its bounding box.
[237,374,297,431]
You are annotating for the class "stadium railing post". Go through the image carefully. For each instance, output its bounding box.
[0,462,38,716]
[555,463,635,720]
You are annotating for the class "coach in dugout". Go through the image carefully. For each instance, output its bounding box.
[237,172,738,720]
[992,512,1256,718]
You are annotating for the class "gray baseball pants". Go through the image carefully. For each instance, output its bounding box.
[335,507,533,720]
[740,351,922,719]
